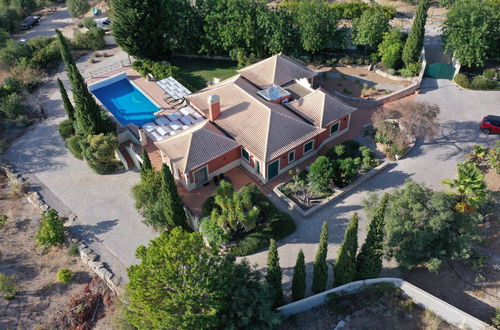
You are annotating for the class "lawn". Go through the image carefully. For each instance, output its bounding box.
[171,57,239,91]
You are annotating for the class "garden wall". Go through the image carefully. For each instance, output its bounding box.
[277,278,490,330]
[273,161,391,217]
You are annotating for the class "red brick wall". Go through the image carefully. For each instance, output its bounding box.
[267,136,319,171]
[188,146,241,183]
[317,115,350,146]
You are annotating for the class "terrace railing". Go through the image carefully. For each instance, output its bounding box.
[87,57,132,79]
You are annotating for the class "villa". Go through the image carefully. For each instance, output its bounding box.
[87,54,356,192]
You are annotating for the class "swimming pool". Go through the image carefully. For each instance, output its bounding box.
[91,78,159,126]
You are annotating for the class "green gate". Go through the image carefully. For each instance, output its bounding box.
[424,63,456,79]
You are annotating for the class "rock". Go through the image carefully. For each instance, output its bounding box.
[80,247,92,256]
[103,270,114,281]
[111,276,122,287]
[97,267,107,277]
[40,204,50,211]
[77,241,87,250]
[67,213,77,223]
[90,261,104,270]
[71,237,80,244]
[87,253,98,261]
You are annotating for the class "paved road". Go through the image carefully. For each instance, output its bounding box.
[13,6,74,40]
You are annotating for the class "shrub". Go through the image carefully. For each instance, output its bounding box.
[470,76,497,90]
[492,308,500,329]
[454,73,470,88]
[67,243,79,257]
[29,38,61,69]
[378,28,404,69]
[59,119,75,140]
[132,59,173,79]
[82,17,96,30]
[0,214,7,229]
[0,273,16,300]
[387,68,396,75]
[338,56,354,65]
[488,140,500,174]
[0,139,7,154]
[81,133,121,174]
[0,93,23,119]
[67,0,90,17]
[400,62,421,77]
[57,268,73,284]
[66,135,85,160]
[73,28,105,50]
[199,217,230,249]
[36,209,65,247]
[308,156,334,193]
[201,195,218,217]
[483,69,496,80]
[9,182,29,198]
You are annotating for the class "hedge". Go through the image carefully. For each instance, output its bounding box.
[66,135,85,160]
[58,119,75,140]
[202,184,296,256]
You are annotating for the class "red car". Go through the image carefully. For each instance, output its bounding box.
[480,115,500,134]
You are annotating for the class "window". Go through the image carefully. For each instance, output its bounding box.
[255,160,261,174]
[288,150,295,163]
[330,122,340,135]
[241,148,250,162]
[303,140,314,154]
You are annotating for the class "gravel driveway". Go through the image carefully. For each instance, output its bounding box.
[13,6,74,40]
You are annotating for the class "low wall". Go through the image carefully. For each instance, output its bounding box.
[277,278,490,330]
[0,162,122,295]
[88,71,126,91]
[274,161,391,217]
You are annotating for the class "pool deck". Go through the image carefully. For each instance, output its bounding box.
[86,66,176,115]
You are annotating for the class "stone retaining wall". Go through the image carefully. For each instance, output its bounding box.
[1,162,122,295]
[277,278,491,330]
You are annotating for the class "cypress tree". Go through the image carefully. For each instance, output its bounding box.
[356,194,390,280]
[55,29,76,75]
[402,0,430,67]
[57,78,75,122]
[312,221,328,293]
[266,239,283,306]
[160,164,191,231]
[334,213,359,287]
[291,249,306,301]
[141,149,153,178]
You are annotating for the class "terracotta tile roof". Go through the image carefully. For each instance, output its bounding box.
[186,75,324,162]
[154,120,239,173]
[287,88,356,127]
[237,54,317,89]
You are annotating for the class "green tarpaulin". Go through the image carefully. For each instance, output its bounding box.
[424,63,456,80]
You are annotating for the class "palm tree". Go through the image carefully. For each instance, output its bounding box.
[442,161,486,213]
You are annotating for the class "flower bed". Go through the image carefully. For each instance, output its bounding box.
[277,140,384,213]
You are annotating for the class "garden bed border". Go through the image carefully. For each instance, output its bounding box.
[273,160,391,217]
[277,277,489,330]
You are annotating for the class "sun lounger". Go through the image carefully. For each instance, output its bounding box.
[155,117,170,126]
[156,126,171,136]
[167,112,182,122]
[150,130,162,142]
[193,118,205,124]
[143,122,158,132]
[180,116,194,125]
[169,120,182,130]
[192,111,203,119]
[179,106,195,116]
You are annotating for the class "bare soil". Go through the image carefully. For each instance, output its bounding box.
[280,283,458,329]
[0,173,115,329]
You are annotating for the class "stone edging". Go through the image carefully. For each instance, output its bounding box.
[277,278,490,330]
[274,161,391,217]
[1,162,122,294]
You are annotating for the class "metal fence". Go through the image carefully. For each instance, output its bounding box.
[87,58,132,79]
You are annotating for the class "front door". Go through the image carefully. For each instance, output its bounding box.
[193,167,208,186]
[267,160,279,180]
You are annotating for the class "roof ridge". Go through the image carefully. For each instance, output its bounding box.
[278,54,315,74]
[318,87,357,110]
[237,54,278,73]
[155,120,208,145]
[271,55,279,86]
[182,133,195,173]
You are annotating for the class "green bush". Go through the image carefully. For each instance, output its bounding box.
[0,93,23,119]
[470,76,497,90]
[201,195,218,217]
[0,273,16,300]
[81,133,122,174]
[378,28,404,69]
[67,243,79,257]
[66,135,85,160]
[36,209,65,247]
[30,38,61,69]
[73,28,105,50]
[492,308,500,329]
[0,214,7,229]
[483,69,496,80]
[57,268,73,284]
[326,140,362,160]
[67,0,90,17]
[59,119,75,140]
[0,139,7,154]
[400,62,421,77]
[308,156,334,193]
[82,17,97,30]
[454,73,470,88]
[199,217,230,248]
[132,59,173,79]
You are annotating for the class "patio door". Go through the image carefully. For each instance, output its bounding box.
[193,167,208,186]
[267,160,279,180]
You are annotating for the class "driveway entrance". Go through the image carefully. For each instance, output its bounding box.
[424,63,456,80]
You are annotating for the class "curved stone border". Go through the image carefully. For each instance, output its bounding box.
[274,161,391,217]
[0,162,122,294]
[277,278,491,330]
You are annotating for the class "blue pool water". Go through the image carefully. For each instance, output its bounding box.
[91,79,159,126]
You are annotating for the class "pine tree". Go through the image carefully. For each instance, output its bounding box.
[356,194,390,280]
[402,0,430,67]
[57,78,75,122]
[312,221,328,293]
[334,213,359,287]
[141,149,153,178]
[266,239,283,306]
[160,164,191,231]
[291,249,306,301]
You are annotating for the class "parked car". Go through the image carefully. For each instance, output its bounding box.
[480,115,500,134]
[20,16,40,30]
[94,17,111,31]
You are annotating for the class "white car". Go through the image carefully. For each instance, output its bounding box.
[94,17,111,31]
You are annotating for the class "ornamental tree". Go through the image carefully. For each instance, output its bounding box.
[308,156,334,193]
[443,0,500,67]
[67,0,90,17]
[312,221,328,293]
[125,228,281,329]
[384,180,482,272]
[356,194,389,280]
[57,78,75,122]
[291,249,306,301]
[36,209,65,247]
[442,161,487,212]
[378,28,404,69]
[352,7,390,51]
[140,149,152,178]
[334,213,358,286]
[266,239,283,307]
[159,163,190,231]
[402,0,429,67]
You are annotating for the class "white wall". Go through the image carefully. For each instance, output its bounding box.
[88,72,126,91]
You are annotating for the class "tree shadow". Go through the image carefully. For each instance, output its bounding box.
[68,219,119,245]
